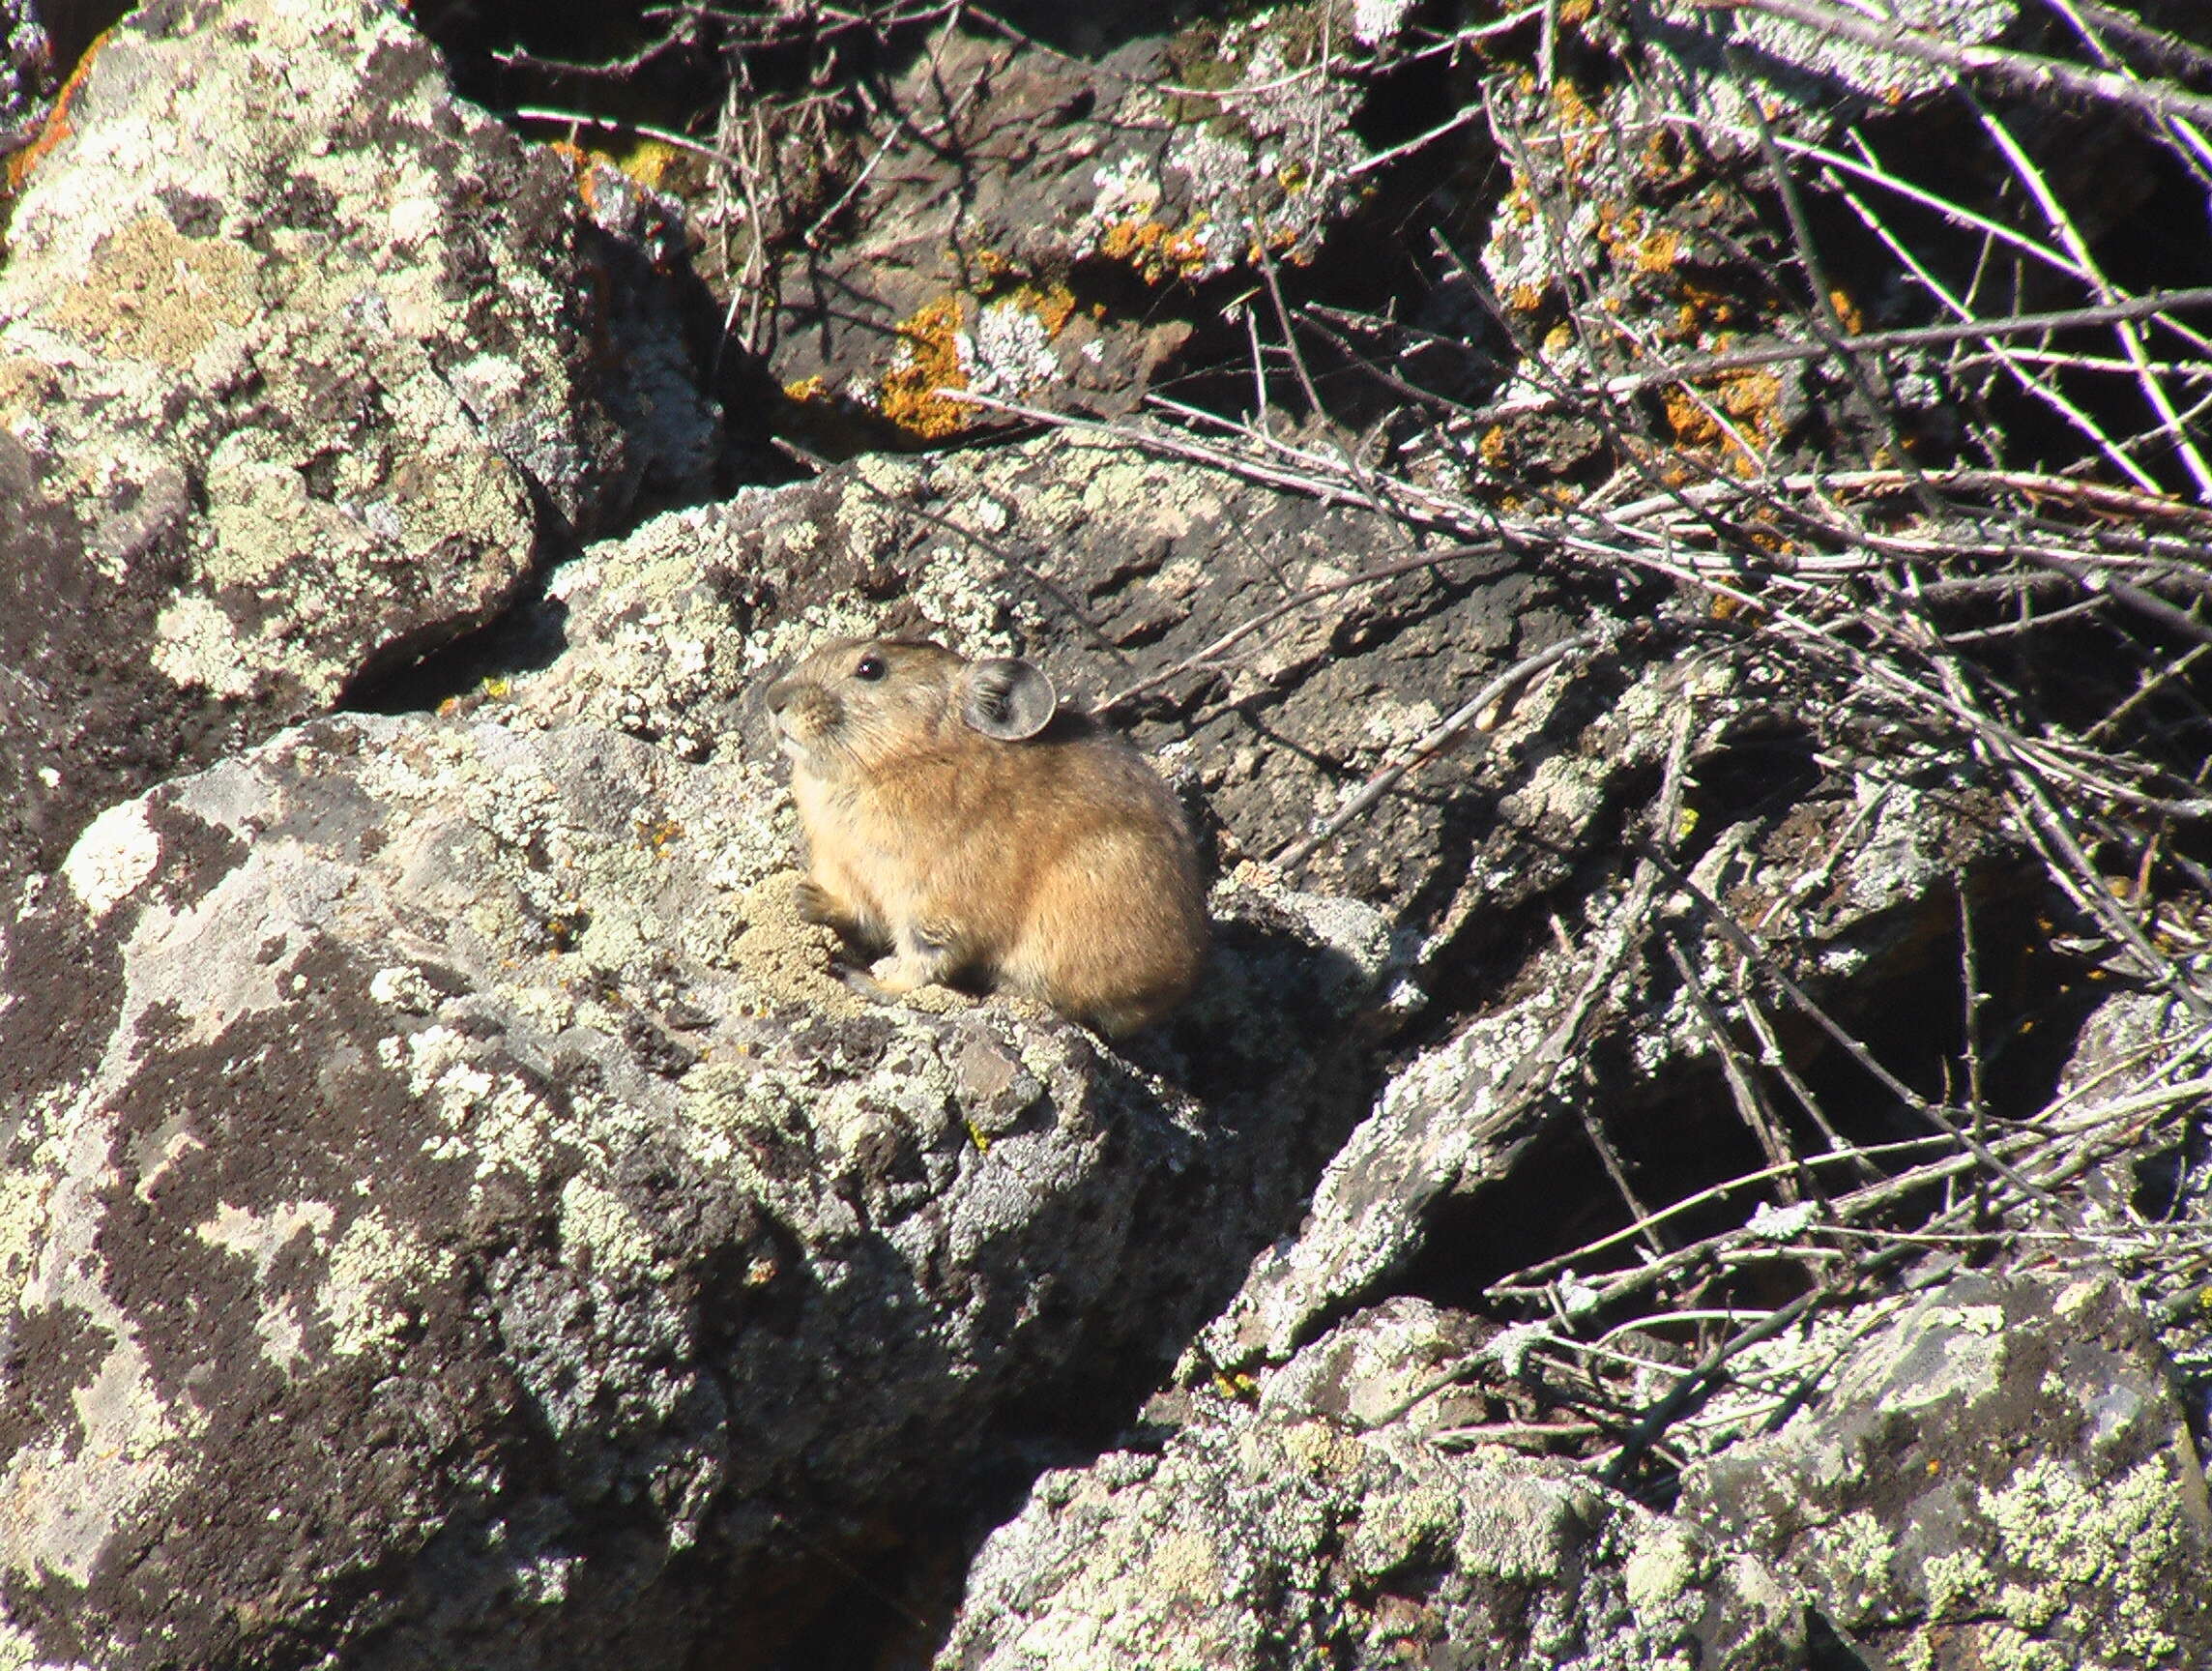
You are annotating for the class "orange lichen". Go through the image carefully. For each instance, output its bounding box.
[4,27,109,194]
[1668,278,1740,342]
[544,139,609,217]
[876,294,974,440]
[1018,280,1078,336]
[1634,227,1681,274]
[1098,214,1216,283]
[1663,366,1787,475]
[1828,287,1865,336]
[1551,79,1602,175]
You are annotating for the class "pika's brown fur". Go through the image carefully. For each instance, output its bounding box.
[765,636,1208,1037]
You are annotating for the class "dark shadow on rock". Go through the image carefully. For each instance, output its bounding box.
[345,579,573,716]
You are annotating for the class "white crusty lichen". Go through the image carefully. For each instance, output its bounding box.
[150,596,260,699]
[384,1023,583,1183]
[60,801,162,919]
[958,296,1062,402]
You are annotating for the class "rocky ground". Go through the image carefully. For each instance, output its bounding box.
[2,2,2209,1668]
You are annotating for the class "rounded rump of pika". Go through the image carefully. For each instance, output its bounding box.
[766,636,1207,1036]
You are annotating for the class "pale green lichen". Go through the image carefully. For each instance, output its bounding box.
[1623,1521,1710,1627]
[202,431,372,590]
[1344,1484,1459,1582]
[387,1023,585,1183]
[1982,1453,2188,1663]
[1920,1545,1993,1620]
[321,1207,458,1360]
[1803,1507,1896,1625]
[151,596,261,698]
[558,1175,655,1278]
[0,1171,49,1319]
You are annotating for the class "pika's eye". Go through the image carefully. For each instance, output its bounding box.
[854,653,887,682]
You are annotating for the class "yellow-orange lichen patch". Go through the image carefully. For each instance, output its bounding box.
[613,139,682,191]
[1669,278,1741,342]
[1098,214,1216,284]
[876,294,974,441]
[1550,78,1602,176]
[1634,226,1681,275]
[1663,366,1787,475]
[4,26,111,194]
[1008,280,1078,337]
[545,139,608,218]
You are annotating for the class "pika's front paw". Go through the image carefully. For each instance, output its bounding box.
[869,952,930,994]
[794,878,843,927]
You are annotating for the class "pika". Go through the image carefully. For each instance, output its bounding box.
[765,636,1208,1037]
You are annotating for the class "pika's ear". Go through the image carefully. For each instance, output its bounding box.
[960,657,1057,741]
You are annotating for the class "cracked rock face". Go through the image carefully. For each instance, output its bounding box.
[938,1298,1806,1670]
[0,0,720,886]
[1681,1268,2212,1671]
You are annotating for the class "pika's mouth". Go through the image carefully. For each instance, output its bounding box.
[771,711,819,765]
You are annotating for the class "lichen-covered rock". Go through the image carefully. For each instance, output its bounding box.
[1469,0,2019,490]
[1681,1268,2212,1671]
[0,0,722,884]
[0,445,1400,1669]
[761,3,1411,442]
[938,1298,1806,1669]
[1624,0,2020,135]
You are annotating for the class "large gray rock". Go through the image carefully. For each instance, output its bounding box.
[0,0,720,885]
[939,1298,1806,1669]
[1681,1268,2212,1671]
[0,455,1395,1669]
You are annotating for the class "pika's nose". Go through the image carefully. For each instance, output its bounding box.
[765,676,794,714]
